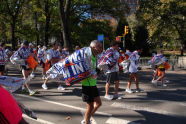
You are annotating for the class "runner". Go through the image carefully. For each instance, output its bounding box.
[151,50,170,86]
[10,40,36,95]
[104,42,121,100]
[125,50,143,93]
[37,46,47,79]
[41,42,60,90]
[81,40,102,124]
[29,43,38,78]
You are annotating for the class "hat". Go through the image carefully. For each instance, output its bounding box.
[23,40,29,46]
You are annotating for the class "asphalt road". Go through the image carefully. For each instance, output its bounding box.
[6,63,186,124]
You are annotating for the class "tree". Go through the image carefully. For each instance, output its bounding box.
[137,0,186,55]
[0,0,25,50]
[58,0,128,51]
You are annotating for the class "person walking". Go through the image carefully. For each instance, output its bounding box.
[81,40,102,124]
[125,50,143,93]
[37,46,47,79]
[41,42,60,90]
[104,42,121,100]
[10,40,36,95]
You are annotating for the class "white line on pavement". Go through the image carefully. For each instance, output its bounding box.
[111,102,175,116]
[16,95,141,124]
[16,94,112,116]
[23,114,55,124]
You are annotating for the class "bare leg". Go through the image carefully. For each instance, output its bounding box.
[134,73,139,89]
[91,96,102,116]
[114,80,119,95]
[84,102,94,124]
[105,83,110,96]
[127,74,133,89]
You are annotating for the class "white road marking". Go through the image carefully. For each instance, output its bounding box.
[23,114,55,124]
[111,102,175,116]
[16,94,112,116]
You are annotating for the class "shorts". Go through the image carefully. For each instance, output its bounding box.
[39,61,45,68]
[159,68,165,71]
[82,86,100,103]
[106,72,119,84]
[0,65,5,72]
[20,65,31,71]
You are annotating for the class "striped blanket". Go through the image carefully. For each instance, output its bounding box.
[46,47,92,86]
[97,48,118,72]
[0,76,25,92]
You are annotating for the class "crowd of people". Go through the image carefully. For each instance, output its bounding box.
[0,40,170,124]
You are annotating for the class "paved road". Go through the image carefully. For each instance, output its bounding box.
[6,63,186,124]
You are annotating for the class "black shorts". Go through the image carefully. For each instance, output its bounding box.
[20,65,31,71]
[159,68,165,71]
[106,72,119,84]
[39,61,45,68]
[82,86,100,103]
[0,65,5,72]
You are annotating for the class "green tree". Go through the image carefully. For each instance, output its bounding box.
[138,0,186,55]
[0,0,25,50]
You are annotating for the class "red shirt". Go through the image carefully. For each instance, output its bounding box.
[0,86,22,124]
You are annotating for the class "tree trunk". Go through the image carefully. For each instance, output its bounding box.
[34,12,40,46]
[44,0,50,46]
[11,20,16,50]
[59,0,72,51]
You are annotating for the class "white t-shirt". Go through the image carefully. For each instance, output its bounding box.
[46,49,60,61]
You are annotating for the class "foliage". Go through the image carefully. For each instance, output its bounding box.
[137,0,186,50]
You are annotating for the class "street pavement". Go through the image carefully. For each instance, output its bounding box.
[6,63,186,124]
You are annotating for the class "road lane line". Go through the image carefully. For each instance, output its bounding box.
[23,114,55,124]
[17,94,140,124]
[16,94,112,116]
[111,102,181,116]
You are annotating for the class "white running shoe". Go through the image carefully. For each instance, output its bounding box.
[29,90,36,96]
[165,80,170,83]
[42,84,48,90]
[125,88,133,93]
[104,95,113,100]
[30,73,35,79]
[57,85,65,90]
[81,120,92,124]
[151,80,157,84]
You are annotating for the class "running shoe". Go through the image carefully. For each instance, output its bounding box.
[57,85,65,90]
[104,95,113,100]
[29,90,36,96]
[125,88,133,93]
[42,84,48,90]
[81,120,92,124]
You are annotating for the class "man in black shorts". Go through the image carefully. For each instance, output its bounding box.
[104,42,120,100]
[81,40,103,124]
